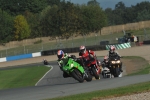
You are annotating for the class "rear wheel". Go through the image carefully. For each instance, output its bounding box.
[91,67,100,79]
[71,69,84,83]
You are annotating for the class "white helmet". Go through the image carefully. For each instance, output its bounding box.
[80,45,86,53]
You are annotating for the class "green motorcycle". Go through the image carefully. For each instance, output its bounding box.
[61,58,92,83]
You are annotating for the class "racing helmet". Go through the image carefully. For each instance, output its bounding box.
[57,50,64,59]
[110,46,115,53]
[104,56,108,62]
[80,45,86,53]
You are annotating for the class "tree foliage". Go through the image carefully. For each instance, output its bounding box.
[87,0,99,6]
[0,0,48,15]
[104,1,150,25]
[0,8,14,43]
[0,0,150,43]
[14,15,31,40]
[80,5,106,34]
[24,11,41,38]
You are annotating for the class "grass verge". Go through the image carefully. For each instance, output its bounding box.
[0,66,50,90]
[45,81,150,100]
[123,56,150,75]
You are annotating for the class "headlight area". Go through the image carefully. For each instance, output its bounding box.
[111,60,121,64]
[111,61,116,64]
[116,60,121,63]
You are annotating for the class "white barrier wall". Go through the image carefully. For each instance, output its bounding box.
[0,52,41,62]
[0,57,7,62]
[32,52,41,57]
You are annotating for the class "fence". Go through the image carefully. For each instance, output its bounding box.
[0,20,150,58]
[101,21,150,35]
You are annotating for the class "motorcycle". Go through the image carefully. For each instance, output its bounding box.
[109,56,122,77]
[97,60,102,72]
[83,56,101,80]
[61,58,92,83]
[43,59,49,65]
[101,66,111,78]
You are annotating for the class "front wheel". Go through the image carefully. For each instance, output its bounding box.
[84,71,92,82]
[91,67,100,79]
[70,69,84,83]
[113,67,120,77]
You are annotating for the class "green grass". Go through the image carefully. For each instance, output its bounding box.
[45,81,150,100]
[123,56,150,76]
[128,64,150,76]
[0,66,50,89]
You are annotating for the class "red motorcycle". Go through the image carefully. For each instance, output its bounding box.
[82,56,101,79]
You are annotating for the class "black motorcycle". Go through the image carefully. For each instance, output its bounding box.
[43,59,49,65]
[109,56,122,77]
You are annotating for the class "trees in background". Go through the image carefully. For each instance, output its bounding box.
[104,1,150,25]
[0,0,150,44]
[87,0,100,6]
[14,15,31,40]
[0,0,48,15]
[0,8,14,44]
[80,5,106,34]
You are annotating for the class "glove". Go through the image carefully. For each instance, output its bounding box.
[89,54,94,58]
[71,55,76,59]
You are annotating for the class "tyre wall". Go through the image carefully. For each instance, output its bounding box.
[105,43,131,50]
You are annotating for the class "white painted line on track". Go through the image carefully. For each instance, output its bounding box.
[35,65,53,86]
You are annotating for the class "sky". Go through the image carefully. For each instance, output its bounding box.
[69,0,150,10]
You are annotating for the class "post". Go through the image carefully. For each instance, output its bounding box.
[24,45,25,54]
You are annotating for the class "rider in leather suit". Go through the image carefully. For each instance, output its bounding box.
[102,56,110,68]
[57,50,85,78]
[108,46,123,72]
[79,46,99,68]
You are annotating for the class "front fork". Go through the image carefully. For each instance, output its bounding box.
[94,65,100,74]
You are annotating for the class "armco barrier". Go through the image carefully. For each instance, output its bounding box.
[143,40,150,44]
[0,52,41,62]
[105,42,131,50]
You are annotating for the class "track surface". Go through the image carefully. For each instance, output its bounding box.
[0,45,150,100]
[0,62,150,100]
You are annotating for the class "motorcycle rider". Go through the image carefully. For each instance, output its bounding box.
[79,45,100,68]
[43,59,49,65]
[57,50,85,78]
[102,56,110,69]
[101,56,110,76]
[108,46,123,72]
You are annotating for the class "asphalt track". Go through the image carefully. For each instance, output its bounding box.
[0,61,150,100]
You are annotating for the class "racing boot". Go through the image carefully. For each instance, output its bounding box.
[120,63,123,72]
[120,68,123,72]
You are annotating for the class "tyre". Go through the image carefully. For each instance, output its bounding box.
[114,67,120,77]
[63,72,70,78]
[102,71,106,78]
[85,71,92,82]
[71,69,84,83]
[91,67,100,79]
